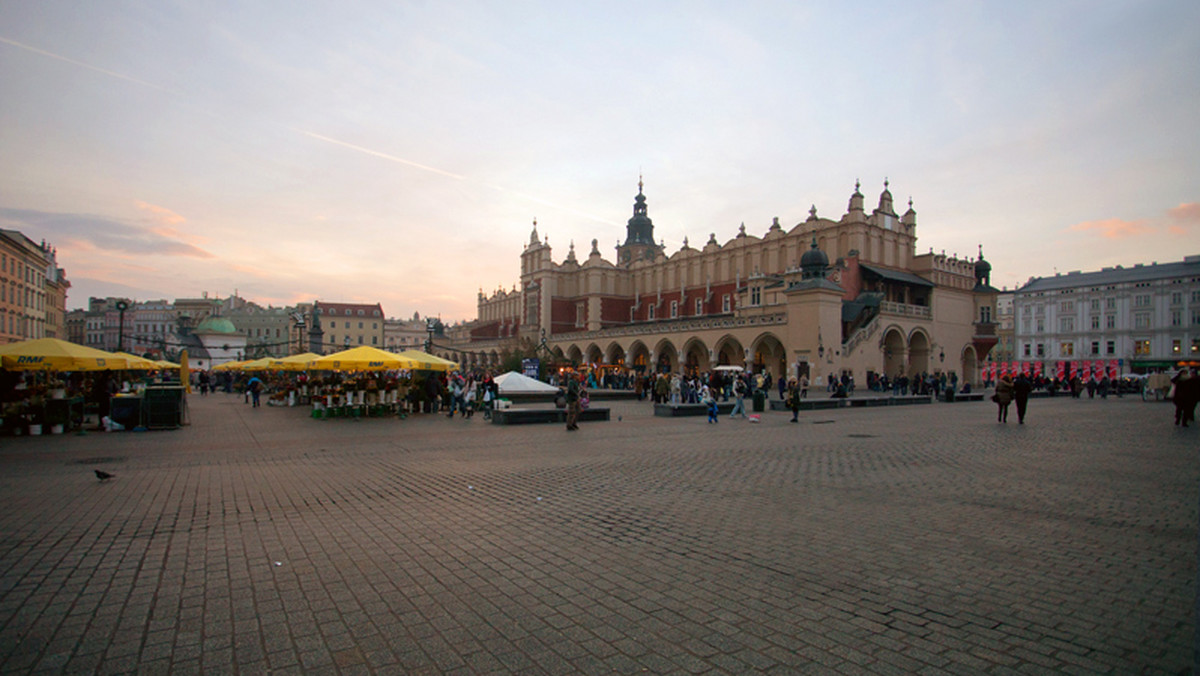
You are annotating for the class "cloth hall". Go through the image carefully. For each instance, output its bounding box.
[444,179,999,386]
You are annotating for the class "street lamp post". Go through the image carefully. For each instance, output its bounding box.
[115,300,129,353]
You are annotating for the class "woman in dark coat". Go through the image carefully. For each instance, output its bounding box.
[994,375,1014,423]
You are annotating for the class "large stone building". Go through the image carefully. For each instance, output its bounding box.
[0,230,69,344]
[307,301,385,354]
[1013,255,1200,373]
[445,179,999,386]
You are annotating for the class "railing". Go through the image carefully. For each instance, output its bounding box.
[880,301,932,319]
[843,315,880,355]
[973,321,997,337]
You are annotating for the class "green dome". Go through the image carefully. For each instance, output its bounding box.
[195,316,238,334]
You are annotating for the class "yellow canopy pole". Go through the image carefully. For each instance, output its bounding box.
[180,349,191,393]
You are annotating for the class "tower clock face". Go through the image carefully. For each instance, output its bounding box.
[830,269,841,283]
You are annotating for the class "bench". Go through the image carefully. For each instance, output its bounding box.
[653,402,738,417]
[490,407,610,425]
[939,392,984,402]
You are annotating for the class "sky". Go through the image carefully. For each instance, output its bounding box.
[1,0,1198,321]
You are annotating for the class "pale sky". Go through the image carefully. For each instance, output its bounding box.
[2,1,1198,321]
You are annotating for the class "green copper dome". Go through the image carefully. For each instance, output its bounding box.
[195,316,238,334]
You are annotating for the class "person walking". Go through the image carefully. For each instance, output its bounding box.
[994,374,1013,423]
[702,385,719,423]
[787,377,801,422]
[1172,368,1198,427]
[565,373,582,431]
[729,377,748,419]
[247,376,263,408]
[1014,372,1032,424]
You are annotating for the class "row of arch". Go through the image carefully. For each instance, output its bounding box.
[438,325,983,383]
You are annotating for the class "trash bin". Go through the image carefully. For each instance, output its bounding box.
[752,389,766,412]
[944,388,955,403]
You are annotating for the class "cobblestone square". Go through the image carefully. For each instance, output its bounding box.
[0,394,1195,674]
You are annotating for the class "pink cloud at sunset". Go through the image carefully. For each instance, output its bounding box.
[1067,218,1153,239]
[1166,202,1200,235]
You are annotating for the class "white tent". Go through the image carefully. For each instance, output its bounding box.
[494,371,559,394]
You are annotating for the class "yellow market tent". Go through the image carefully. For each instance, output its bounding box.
[0,338,131,371]
[269,352,322,371]
[211,360,246,372]
[156,360,181,369]
[112,351,162,370]
[397,349,459,372]
[237,357,274,371]
[310,346,418,372]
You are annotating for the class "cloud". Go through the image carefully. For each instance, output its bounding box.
[1166,202,1200,234]
[134,200,186,225]
[1067,218,1153,239]
[0,207,214,258]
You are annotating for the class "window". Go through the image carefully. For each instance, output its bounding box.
[1193,310,1200,326]
[372,336,378,345]
[648,305,656,320]
[1090,316,1100,330]
[1134,313,1151,329]
[1173,339,1182,354]
[695,299,703,316]
[1036,319,1044,333]
[1171,310,1182,327]
[1134,294,1151,308]
[1060,317,1074,332]
[1089,299,1100,312]
[329,334,336,344]
[750,286,761,306]
[670,301,678,319]
[357,310,365,316]
[358,335,363,344]
[1091,341,1100,355]
[980,306,992,323]
[1171,292,1183,306]
[1107,340,1115,355]
[1023,344,1031,357]
[1106,298,1117,310]
[1106,315,1116,329]
[1059,300,1074,312]
[1193,338,1200,354]
[722,295,731,313]
[1036,343,1045,357]
[1060,342,1074,356]
[1134,340,1151,356]
[358,322,363,329]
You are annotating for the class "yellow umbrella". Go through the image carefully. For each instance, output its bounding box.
[238,357,274,371]
[0,338,130,371]
[112,351,161,370]
[397,349,459,372]
[269,352,322,371]
[211,360,245,372]
[156,360,180,369]
[310,346,418,372]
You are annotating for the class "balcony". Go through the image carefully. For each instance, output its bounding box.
[880,301,931,319]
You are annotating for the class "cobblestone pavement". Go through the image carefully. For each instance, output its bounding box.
[0,392,1195,675]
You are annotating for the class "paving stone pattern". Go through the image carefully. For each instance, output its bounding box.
[0,393,1195,674]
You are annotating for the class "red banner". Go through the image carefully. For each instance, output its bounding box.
[1034,361,1044,377]
[1108,359,1118,379]
[1055,361,1065,380]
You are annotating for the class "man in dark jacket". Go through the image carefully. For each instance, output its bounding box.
[1014,373,1033,424]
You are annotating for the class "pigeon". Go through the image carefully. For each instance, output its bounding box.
[94,470,114,481]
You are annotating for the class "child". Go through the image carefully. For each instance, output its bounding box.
[703,386,719,424]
